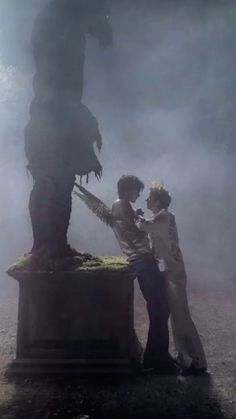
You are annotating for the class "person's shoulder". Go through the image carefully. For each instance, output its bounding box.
[166,211,177,223]
[112,199,133,217]
[154,209,169,222]
[112,199,120,209]
[112,199,130,209]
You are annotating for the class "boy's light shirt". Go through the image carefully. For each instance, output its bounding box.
[111,199,151,262]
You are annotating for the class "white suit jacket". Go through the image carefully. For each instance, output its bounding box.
[136,209,187,284]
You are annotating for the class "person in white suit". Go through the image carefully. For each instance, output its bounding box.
[136,183,207,375]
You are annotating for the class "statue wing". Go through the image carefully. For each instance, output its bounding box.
[74,183,113,227]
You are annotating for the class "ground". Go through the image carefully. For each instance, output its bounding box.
[0,268,235,419]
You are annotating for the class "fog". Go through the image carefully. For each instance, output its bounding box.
[0,0,236,290]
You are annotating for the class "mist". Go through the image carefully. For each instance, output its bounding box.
[0,0,236,292]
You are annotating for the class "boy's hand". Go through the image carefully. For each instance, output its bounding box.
[135,208,144,217]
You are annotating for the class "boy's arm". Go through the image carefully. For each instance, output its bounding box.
[136,217,154,233]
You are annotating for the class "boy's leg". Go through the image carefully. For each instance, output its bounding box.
[167,280,207,370]
[130,254,170,367]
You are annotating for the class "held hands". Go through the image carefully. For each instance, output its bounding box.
[135,208,144,217]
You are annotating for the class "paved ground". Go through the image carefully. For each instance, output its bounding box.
[0,269,235,419]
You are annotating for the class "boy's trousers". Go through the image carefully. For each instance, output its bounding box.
[129,253,170,366]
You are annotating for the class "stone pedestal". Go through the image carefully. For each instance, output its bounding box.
[7,263,142,375]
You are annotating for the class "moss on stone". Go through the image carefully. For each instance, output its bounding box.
[78,256,129,272]
[6,253,129,275]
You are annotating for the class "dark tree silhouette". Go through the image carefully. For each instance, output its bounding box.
[24,0,112,259]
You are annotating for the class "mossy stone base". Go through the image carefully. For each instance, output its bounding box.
[7,257,142,375]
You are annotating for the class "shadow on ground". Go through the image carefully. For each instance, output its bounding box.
[0,372,227,419]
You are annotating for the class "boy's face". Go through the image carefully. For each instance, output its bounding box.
[146,194,160,212]
[124,189,140,203]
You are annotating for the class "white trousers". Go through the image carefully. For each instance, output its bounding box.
[165,273,207,369]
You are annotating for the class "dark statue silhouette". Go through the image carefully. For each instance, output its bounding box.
[24,0,112,259]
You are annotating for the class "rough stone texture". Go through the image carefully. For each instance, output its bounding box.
[7,265,142,375]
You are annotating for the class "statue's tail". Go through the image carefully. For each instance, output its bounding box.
[74,183,113,227]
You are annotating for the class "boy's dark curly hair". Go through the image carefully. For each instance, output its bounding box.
[117,175,144,198]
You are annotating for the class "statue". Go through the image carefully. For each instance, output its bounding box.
[24,0,112,262]
[6,2,142,374]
